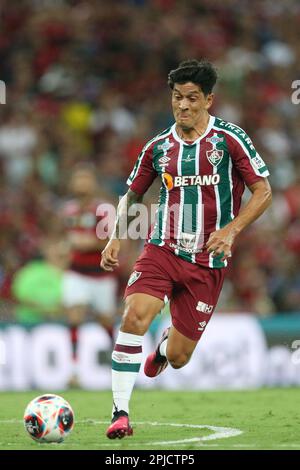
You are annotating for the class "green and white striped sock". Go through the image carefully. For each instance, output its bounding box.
[111,331,143,416]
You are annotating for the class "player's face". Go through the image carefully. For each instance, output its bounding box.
[172,82,214,131]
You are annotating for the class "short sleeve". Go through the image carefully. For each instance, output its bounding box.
[126,144,157,195]
[226,129,270,187]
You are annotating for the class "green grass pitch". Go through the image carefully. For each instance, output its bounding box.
[0,389,299,450]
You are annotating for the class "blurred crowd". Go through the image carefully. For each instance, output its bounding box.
[0,0,300,324]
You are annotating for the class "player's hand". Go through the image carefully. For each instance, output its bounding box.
[100,239,120,271]
[205,226,237,262]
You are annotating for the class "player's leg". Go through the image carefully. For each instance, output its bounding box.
[107,292,164,439]
[144,264,226,376]
[166,325,198,367]
[144,323,198,377]
[106,244,174,439]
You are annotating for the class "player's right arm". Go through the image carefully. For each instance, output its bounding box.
[101,139,158,271]
[100,189,143,271]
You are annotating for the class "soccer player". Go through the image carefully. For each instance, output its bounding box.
[101,60,272,439]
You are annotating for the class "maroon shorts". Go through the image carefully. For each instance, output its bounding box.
[124,243,226,341]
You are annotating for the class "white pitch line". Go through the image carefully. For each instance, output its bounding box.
[1,419,243,448]
[76,420,243,447]
[137,423,243,446]
[77,420,243,445]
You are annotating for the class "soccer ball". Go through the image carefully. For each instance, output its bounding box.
[24,394,74,443]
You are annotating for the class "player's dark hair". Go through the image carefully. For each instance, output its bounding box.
[168,59,218,96]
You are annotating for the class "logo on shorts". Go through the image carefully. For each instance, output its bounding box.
[198,321,207,331]
[196,301,213,314]
[128,271,142,287]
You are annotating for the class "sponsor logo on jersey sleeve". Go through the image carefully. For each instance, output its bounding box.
[252,153,266,170]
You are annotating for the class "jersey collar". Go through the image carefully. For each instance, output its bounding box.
[171,115,215,146]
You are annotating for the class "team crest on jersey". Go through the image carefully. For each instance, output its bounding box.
[206,149,224,166]
[206,133,224,167]
[128,271,142,287]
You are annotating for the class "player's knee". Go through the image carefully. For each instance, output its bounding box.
[121,298,148,334]
[167,351,191,369]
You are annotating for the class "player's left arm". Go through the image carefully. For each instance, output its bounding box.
[206,178,272,261]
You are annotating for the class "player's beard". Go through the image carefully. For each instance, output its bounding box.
[177,119,195,132]
[179,124,192,132]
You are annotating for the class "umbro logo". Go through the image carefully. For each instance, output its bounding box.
[198,321,207,331]
[158,156,171,166]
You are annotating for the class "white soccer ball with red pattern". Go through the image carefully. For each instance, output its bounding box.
[24,394,74,443]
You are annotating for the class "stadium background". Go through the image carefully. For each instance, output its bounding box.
[0,0,300,391]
